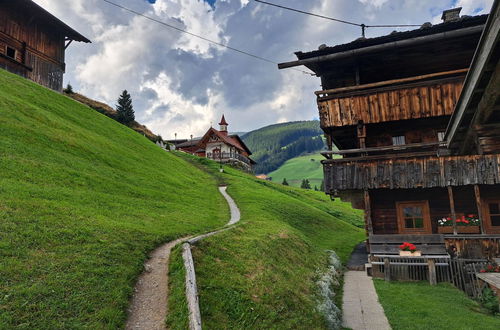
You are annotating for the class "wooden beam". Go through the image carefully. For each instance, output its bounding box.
[321,141,444,156]
[448,186,458,236]
[364,190,373,236]
[315,68,468,96]
[428,259,437,285]
[474,185,486,235]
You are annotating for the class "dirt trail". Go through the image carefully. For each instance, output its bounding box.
[125,236,188,330]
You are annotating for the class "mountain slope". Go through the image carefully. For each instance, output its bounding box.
[0,69,227,328]
[268,153,324,188]
[242,121,325,174]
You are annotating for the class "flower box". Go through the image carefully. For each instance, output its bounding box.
[438,226,480,234]
[399,250,422,257]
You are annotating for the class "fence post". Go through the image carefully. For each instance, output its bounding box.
[428,259,437,285]
[384,258,391,282]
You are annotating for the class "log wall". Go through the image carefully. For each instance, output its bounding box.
[0,6,65,91]
[324,154,500,191]
[318,77,464,128]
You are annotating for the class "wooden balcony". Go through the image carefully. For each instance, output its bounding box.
[322,150,500,191]
[206,152,252,166]
[316,69,466,128]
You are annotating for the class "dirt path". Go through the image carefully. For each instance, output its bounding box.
[125,236,189,330]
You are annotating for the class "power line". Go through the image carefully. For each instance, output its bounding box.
[101,0,315,75]
[254,0,421,37]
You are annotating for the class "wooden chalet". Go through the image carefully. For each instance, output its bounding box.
[279,3,500,273]
[170,116,255,171]
[0,0,90,91]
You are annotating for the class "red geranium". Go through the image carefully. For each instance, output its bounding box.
[399,242,417,252]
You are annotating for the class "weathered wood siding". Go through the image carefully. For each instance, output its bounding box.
[324,154,500,191]
[0,5,65,91]
[318,77,464,127]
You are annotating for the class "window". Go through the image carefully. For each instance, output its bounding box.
[437,131,446,142]
[6,46,16,59]
[488,201,500,227]
[392,135,406,146]
[396,201,431,234]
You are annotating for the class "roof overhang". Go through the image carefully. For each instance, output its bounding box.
[278,25,483,71]
[445,0,500,152]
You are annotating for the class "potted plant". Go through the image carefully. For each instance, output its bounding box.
[437,214,481,234]
[399,242,421,256]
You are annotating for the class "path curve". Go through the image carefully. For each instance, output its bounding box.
[126,236,189,330]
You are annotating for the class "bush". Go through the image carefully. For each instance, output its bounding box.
[480,287,499,314]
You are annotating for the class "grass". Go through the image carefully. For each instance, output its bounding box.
[374,280,500,330]
[268,153,324,188]
[167,155,365,329]
[0,68,228,329]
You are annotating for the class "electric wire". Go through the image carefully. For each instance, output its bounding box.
[101,0,315,75]
[254,0,421,29]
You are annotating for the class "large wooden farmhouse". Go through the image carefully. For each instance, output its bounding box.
[0,0,90,91]
[279,3,500,274]
[169,116,255,171]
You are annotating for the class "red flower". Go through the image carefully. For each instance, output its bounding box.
[480,269,486,273]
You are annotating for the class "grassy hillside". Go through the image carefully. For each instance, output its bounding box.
[375,281,500,329]
[0,69,227,328]
[167,156,365,329]
[268,153,324,188]
[242,121,325,174]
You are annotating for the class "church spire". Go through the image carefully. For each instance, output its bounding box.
[219,115,228,135]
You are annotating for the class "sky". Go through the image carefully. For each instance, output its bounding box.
[32,0,493,139]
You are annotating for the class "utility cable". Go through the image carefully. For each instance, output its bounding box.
[254,0,420,37]
[101,0,315,75]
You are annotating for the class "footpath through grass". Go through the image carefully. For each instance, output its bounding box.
[0,69,227,328]
[167,155,365,329]
[374,280,500,330]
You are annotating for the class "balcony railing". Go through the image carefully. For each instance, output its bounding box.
[316,69,467,128]
[322,153,500,191]
[206,152,251,165]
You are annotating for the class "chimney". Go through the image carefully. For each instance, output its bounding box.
[441,7,462,23]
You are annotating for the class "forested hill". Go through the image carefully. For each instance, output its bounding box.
[242,120,325,174]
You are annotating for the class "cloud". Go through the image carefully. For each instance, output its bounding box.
[31,0,494,139]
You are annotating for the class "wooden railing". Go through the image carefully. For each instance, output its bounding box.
[206,152,251,165]
[316,69,466,127]
[323,153,500,190]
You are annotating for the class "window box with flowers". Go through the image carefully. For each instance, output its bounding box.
[399,242,421,256]
[437,214,481,234]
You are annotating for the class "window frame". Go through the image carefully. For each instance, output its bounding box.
[396,200,432,234]
[392,135,406,146]
[6,46,16,59]
[483,199,500,234]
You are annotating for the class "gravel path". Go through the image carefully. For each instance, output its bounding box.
[125,186,240,330]
[125,237,189,330]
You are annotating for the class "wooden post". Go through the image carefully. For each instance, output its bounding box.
[357,121,366,149]
[428,259,437,285]
[364,190,373,236]
[474,185,485,234]
[448,186,457,235]
[384,258,391,282]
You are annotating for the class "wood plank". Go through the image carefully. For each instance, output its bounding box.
[474,185,486,235]
[369,234,444,243]
[448,186,458,235]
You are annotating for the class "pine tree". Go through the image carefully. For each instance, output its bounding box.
[300,179,306,189]
[282,178,289,186]
[314,185,318,191]
[304,179,311,189]
[64,83,74,94]
[116,90,135,124]
[320,180,324,191]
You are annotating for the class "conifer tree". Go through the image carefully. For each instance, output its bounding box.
[116,90,135,124]
[282,178,289,186]
[320,180,324,191]
[305,179,311,189]
[314,185,318,191]
[64,83,74,94]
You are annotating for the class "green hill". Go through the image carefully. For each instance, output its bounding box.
[268,153,324,188]
[242,121,325,174]
[0,68,364,328]
[167,156,364,329]
[0,69,227,328]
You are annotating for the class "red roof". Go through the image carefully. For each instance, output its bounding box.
[196,127,252,155]
[219,115,228,126]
